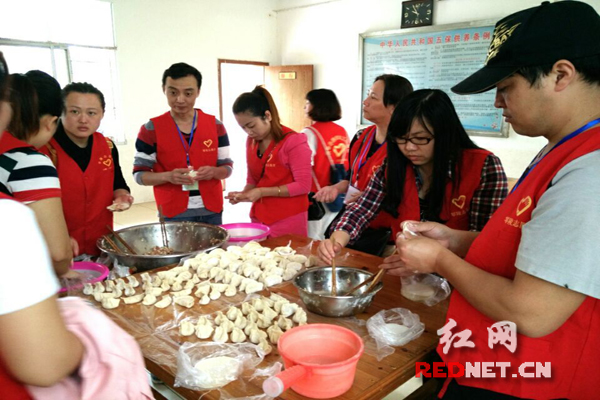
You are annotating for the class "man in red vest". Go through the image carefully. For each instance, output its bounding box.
[383,2,600,399]
[133,63,232,223]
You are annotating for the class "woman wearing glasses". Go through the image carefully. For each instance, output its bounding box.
[318,89,508,262]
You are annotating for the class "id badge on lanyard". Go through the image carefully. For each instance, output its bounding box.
[175,112,199,191]
[345,184,361,204]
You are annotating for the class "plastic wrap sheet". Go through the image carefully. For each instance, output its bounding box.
[366,308,425,361]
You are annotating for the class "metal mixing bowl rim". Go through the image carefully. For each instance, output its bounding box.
[96,221,230,258]
[293,266,384,299]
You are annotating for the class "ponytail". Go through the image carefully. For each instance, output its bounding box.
[232,85,284,142]
[8,74,40,141]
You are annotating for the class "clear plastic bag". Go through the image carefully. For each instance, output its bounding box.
[367,308,425,361]
[175,342,265,391]
[400,273,451,306]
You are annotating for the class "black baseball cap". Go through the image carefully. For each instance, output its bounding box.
[452,1,600,95]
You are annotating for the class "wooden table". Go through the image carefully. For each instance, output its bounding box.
[102,234,449,399]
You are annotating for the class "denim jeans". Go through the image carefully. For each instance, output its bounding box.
[165,212,222,225]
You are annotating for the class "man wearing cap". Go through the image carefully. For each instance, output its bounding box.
[382,1,600,398]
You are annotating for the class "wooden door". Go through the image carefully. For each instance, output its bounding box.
[264,65,313,132]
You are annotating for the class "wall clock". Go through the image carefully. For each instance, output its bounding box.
[401,0,434,28]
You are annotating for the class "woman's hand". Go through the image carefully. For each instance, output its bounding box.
[314,185,339,203]
[399,221,454,250]
[109,193,134,212]
[225,188,263,204]
[192,166,216,181]
[70,237,79,258]
[317,239,343,265]
[167,168,195,185]
[345,189,363,204]
[381,235,448,276]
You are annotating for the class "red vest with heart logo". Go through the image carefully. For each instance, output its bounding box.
[247,129,309,225]
[348,125,388,191]
[151,109,222,217]
[46,133,114,256]
[370,148,490,237]
[441,127,600,398]
[307,121,349,192]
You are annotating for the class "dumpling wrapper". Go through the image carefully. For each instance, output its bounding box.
[106,202,131,211]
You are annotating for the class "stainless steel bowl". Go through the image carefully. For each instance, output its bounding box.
[97,222,229,272]
[293,267,383,317]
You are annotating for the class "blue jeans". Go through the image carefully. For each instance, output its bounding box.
[165,212,223,225]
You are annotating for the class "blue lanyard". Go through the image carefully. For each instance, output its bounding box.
[174,111,197,166]
[352,126,380,185]
[510,118,600,193]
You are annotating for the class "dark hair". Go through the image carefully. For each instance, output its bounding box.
[374,74,414,108]
[382,89,479,220]
[306,89,342,122]
[232,86,284,142]
[517,54,600,87]
[8,70,62,141]
[62,82,106,112]
[0,52,8,101]
[162,62,202,89]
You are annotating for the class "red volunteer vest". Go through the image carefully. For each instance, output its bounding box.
[370,149,490,237]
[348,126,388,191]
[151,110,222,217]
[45,133,114,256]
[247,128,309,225]
[0,192,33,400]
[307,122,349,192]
[441,127,600,399]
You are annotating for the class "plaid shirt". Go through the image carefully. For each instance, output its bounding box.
[332,154,508,243]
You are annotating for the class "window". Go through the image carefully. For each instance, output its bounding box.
[0,0,124,143]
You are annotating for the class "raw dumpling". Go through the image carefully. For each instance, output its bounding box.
[230,274,243,288]
[83,283,94,295]
[220,319,235,334]
[171,288,192,298]
[258,339,272,355]
[270,293,288,303]
[123,293,144,304]
[179,320,195,336]
[252,298,265,312]
[241,302,254,316]
[289,254,308,264]
[126,275,139,288]
[94,292,116,302]
[195,323,214,339]
[244,321,258,336]
[199,294,210,305]
[285,262,303,272]
[151,275,162,287]
[140,272,151,284]
[101,297,120,309]
[262,306,278,322]
[212,326,228,343]
[224,284,237,297]
[263,274,283,287]
[105,280,116,292]
[277,315,293,331]
[280,302,299,318]
[267,324,284,345]
[170,280,183,292]
[145,287,163,296]
[154,296,172,309]
[247,310,259,324]
[292,307,308,325]
[123,284,136,297]
[174,295,194,308]
[209,288,221,300]
[230,327,247,343]
[249,328,268,344]
[226,306,241,321]
[194,283,211,297]
[142,293,157,306]
[214,311,228,325]
[257,314,273,329]
[282,267,297,281]
[244,280,264,295]
[233,314,247,330]
[93,282,105,294]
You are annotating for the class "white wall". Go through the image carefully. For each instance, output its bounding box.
[275,0,600,179]
[111,0,279,202]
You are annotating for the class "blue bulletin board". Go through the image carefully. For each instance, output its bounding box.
[359,20,508,138]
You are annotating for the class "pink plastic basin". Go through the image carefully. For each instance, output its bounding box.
[59,261,109,293]
[263,324,364,399]
[220,223,270,243]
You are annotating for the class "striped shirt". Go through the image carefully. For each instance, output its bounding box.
[332,154,508,243]
[133,116,232,212]
[0,147,61,203]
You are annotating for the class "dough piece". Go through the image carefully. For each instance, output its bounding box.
[195,323,214,339]
[267,324,284,345]
[174,295,194,308]
[224,284,237,297]
[230,327,247,343]
[212,326,229,343]
[171,288,192,298]
[249,328,267,344]
[126,275,139,288]
[142,293,157,306]
[280,302,299,318]
[83,283,94,295]
[123,293,144,304]
[292,307,308,325]
[233,315,247,330]
[258,339,272,355]
[277,315,293,331]
[106,202,130,211]
[101,297,120,309]
[93,282,105,294]
[262,305,278,322]
[199,294,211,305]
[123,284,136,297]
[401,282,436,302]
[226,306,241,321]
[209,288,221,300]
[179,320,195,336]
[154,296,172,309]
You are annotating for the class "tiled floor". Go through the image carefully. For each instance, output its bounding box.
[118,202,423,400]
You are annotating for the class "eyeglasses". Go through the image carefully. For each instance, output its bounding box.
[395,136,434,145]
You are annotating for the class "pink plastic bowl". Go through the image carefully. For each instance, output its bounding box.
[59,261,109,293]
[219,223,270,243]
